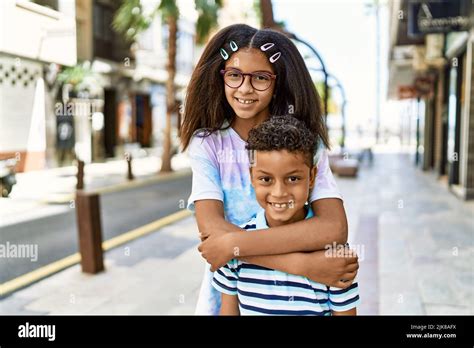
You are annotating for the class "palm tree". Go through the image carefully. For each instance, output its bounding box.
[113,0,222,172]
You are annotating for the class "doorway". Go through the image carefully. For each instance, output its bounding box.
[103,89,117,158]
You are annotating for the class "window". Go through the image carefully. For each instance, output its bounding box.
[93,1,131,62]
[32,0,59,11]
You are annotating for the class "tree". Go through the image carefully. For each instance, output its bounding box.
[113,0,222,172]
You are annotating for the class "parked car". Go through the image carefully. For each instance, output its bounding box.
[0,158,17,197]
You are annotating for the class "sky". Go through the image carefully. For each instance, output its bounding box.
[272,0,394,144]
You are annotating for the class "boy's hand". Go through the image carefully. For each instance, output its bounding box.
[198,232,236,271]
[303,249,359,288]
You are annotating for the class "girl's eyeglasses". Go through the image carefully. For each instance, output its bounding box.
[220,69,276,91]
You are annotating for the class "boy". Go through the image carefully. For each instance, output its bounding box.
[212,116,359,315]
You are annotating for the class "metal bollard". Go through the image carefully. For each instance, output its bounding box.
[76,160,84,190]
[126,153,134,181]
[75,191,104,274]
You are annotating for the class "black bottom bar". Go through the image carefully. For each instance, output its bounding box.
[1,315,472,346]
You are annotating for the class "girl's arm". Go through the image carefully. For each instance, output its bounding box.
[198,198,348,261]
[195,200,358,288]
[227,198,348,257]
[220,294,240,315]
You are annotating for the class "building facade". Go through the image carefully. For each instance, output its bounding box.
[388,0,473,200]
[0,0,198,171]
[0,0,77,171]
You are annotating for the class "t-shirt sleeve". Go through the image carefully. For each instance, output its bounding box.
[212,259,239,296]
[328,282,360,312]
[309,147,343,202]
[186,134,224,212]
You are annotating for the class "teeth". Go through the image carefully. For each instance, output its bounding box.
[236,98,256,104]
[272,203,288,208]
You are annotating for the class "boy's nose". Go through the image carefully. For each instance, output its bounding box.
[271,181,287,197]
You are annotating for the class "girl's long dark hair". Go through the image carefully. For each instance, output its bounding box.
[181,24,329,150]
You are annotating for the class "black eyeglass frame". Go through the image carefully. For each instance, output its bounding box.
[220,69,277,91]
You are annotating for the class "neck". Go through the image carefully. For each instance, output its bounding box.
[265,206,308,228]
[231,111,269,141]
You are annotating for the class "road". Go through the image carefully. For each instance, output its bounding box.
[0,175,192,283]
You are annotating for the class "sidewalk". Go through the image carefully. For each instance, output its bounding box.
[0,151,191,228]
[0,151,472,315]
[0,215,204,315]
[340,151,473,315]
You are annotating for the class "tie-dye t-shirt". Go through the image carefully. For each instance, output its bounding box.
[187,125,342,315]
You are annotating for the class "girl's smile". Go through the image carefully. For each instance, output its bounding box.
[234,97,257,105]
[224,49,275,127]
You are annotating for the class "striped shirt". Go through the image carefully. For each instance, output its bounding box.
[212,208,360,315]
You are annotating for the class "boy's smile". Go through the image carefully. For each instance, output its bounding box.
[250,150,316,227]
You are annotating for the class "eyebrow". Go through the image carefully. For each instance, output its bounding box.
[255,169,305,175]
[225,67,274,75]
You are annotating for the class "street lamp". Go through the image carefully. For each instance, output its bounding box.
[287,33,329,120]
[307,67,347,150]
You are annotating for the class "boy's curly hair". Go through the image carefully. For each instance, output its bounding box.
[246,115,318,167]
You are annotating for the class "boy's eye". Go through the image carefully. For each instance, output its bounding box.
[288,176,300,183]
[259,177,272,184]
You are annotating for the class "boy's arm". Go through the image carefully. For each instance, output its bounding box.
[332,308,357,316]
[220,294,240,315]
[195,200,358,288]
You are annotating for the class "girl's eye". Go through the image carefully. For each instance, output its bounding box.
[259,177,272,184]
[226,71,241,79]
[254,74,270,81]
[288,176,300,183]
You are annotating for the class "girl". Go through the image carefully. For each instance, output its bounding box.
[181,24,359,315]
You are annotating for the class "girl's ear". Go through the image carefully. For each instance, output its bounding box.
[309,165,317,189]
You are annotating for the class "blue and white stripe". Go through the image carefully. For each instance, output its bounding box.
[212,209,360,315]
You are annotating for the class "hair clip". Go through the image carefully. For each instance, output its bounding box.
[230,41,238,52]
[220,48,229,60]
[260,43,275,51]
[269,52,281,63]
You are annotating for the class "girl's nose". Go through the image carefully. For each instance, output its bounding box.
[238,75,254,94]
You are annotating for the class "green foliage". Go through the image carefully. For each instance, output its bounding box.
[113,0,221,44]
[253,0,262,26]
[195,0,222,44]
[57,62,103,95]
[158,0,179,21]
[315,81,339,115]
[57,62,93,86]
[112,0,152,42]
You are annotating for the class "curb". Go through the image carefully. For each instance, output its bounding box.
[0,209,193,298]
[39,168,192,204]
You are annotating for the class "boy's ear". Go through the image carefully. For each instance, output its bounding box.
[309,165,317,189]
[249,167,255,187]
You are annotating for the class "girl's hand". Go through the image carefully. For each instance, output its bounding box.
[198,228,220,241]
[198,232,236,271]
[303,249,359,288]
